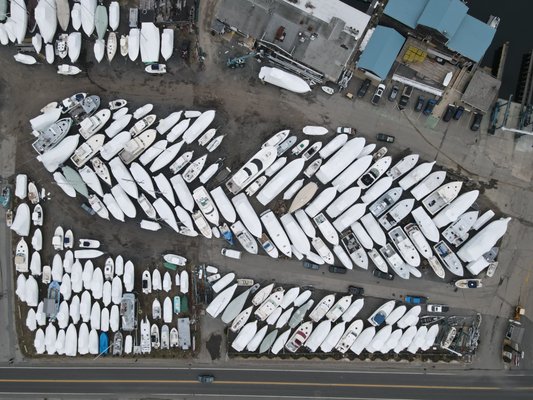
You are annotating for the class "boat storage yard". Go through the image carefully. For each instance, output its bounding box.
[6,90,508,360]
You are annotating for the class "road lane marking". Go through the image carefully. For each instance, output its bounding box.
[0,378,504,391]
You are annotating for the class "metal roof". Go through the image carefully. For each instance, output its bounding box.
[357,26,406,81]
[447,15,496,63]
[417,0,467,38]
[383,0,429,29]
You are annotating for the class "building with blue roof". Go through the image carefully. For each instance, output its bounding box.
[383,0,496,63]
[357,26,406,81]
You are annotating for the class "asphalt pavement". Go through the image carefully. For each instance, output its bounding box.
[0,366,532,399]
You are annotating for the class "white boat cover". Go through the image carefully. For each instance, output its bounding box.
[110,305,120,332]
[31,108,61,131]
[80,0,96,36]
[161,28,174,60]
[123,261,135,292]
[140,23,160,63]
[258,67,311,94]
[11,203,31,236]
[45,323,58,355]
[91,268,104,299]
[34,328,45,354]
[210,186,236,223]
[67,32,82,63]
[70,295,81,324]
[170,174,194,212]
[182,110,216,144]
[257,158,306,206]
[111,276,123,304]
[316,137,366,184]
[108,1,119,30]
[89,329,99,354]
[71,3,82,31]
[15,174,28,199]
[10,0,27,43]
[128,28,140,61]
[78,323,90,355]
[35,0,57,44]
[232,193,262,238]
[457,217,511,262]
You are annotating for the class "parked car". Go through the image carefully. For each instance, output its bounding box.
[328,265,347,274]
[388,85,400,101]
[371,83,386,105]
[405,295,428,305]
[372,268,394,280]
[471,112,483,131]
[423,98,438,115]
[198,375,215,383]
[221,248,242,259]
[442,104,456,122]
[398,85,413,109]
[348,286,364,296]
[336,126,356,135]
[357,79,371,98]
[453,105,465,120]
[414,95,425,112]
[303,261,320,270]
[427,304,449,313]
[376,133,395,143]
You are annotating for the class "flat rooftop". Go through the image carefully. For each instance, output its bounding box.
[215,0,370,81]
[462,69,501,112]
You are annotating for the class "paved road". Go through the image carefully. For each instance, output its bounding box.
[0,366,532,399]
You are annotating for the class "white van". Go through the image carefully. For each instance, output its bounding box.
[221,248,242,260]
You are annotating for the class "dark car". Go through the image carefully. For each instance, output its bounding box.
[329,265,347,274]
[388,85,400,101]
[376,133,395,143]
[198,375,215,383]
[372,268,394,280]
[357,79,371,98]
[348,286,364,296]
[405,295,428,305]
[442,104,456,122]
[423,99,437,116]
[414,95,425,112]
[470,112,483,131]
[303,261,320,270]
[398,85,413,110]
[453,105,465,120]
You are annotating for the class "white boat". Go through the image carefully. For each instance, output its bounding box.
[67,32,82,63]
[269,328,291,355]
[283,179,304,200]
[182,154,207,183]
[161,28,174,60]
[303,319,330,352]
[93,39,105,62]
[79,109,111,139]
[70,134,105,168]
[71,3,82,31]
[335,319,364,353]
[180,270,189,293]
[128,28,140,61]
[170,174,194,212]
[385,305,407,326]
[145,63,167,74]
[285,321,313,352]
[211,272,235,293]
[230,306,253,332]
[397,306,421,329]
[326,187,361,218]
[190,210,210,238]
[231,193,262,237]
[422,181,463,215]
[252,283,274,307]
[361,176,393,205]
[326,295,352,323]
[312,237,335,264]
[319,134,348,159]
[313,213,339,246]
[458,217,510,263]
[393,326,417,353]
[11,203,31,237]
[80,0,96,36]
[163,254,187,266]
[74,249,104,259]
[442,211,479,246]
[167,119,190,143]
[101,193,123,221]
[258,66,311,94]
[109,1,119,31]
[14,52,37,65]
[331,155,373,193]
[433,241,464,276]
[378,198,415,230]
[255,289,285,321]
[109,157,138,198]
[368,300,396,327]
[433,190,479,228]
[333,245,353,270]
[277,136,297,156]
[309,294,335,323]
[129,162,156,198]
[245,176,267,196]
[472,210,495,231]
[182,109,216,144]
[303,158,322,178]
[399,161,435,190]
[280,213,310,255]
[351,222,373,250]
[256,158,306,206]
[231,320,258,352]
[36,134,79,173]
[411,206,440,242]
[210,186,236,223]
[10,0,27,44]
[156,111,181,135]
[153,173,176,206]
[15,238,29,273]
[341,231,368,269]
[206,134,225,152]
[111,185,136,218]
[140,22,160,63]
[133,104,153,120]
[198,128,217,146]
[380,244,410,279]
[369,187,403,217]
[153,197,179,233]
[357,156,392,189]
[316,137,366,184]
[295,209,316,238]
[291,139,309,156]
[366,324,393,353]
[225,146,277,193]
[32,118,73,154]
[119,129,157,165]
[30,108,61,132]
[333,203,366,233]
[31,228,43,251]
[287,183,317,214]
[262,130,290,148]
[193,186,221,223]
[260,210,292,257]
[129,114,156,136]
[388,227,420,267]
[303,126,328,136]
[34,34,44,53]
[405,223,432,259]
[411,171,447,200]
[380,328,403,353]
[387,154,419,180]
[350,326,376,355]
[231,220,257,254]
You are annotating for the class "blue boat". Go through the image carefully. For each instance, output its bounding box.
[99,332,109,355]
[0,185,11,208]
[173,296,181,314]
[220,223,234,245]
[45,281,61,321]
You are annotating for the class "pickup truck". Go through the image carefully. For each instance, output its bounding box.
[405,295,428,305]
